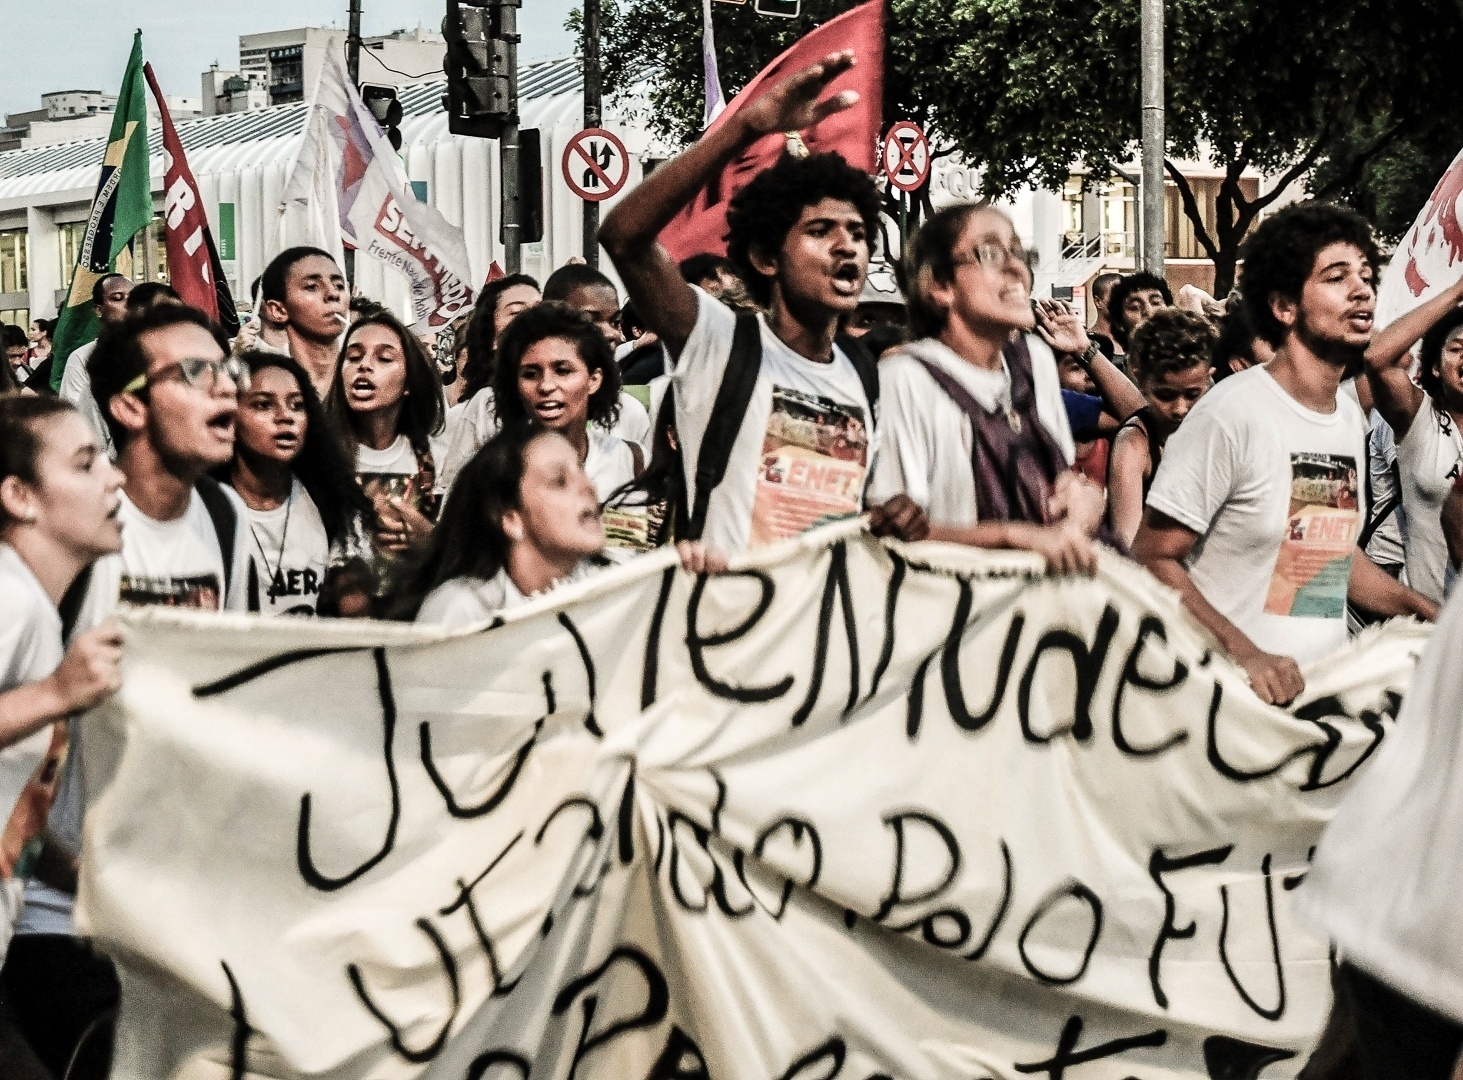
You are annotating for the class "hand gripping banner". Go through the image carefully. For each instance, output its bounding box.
[75,523,1428,1080]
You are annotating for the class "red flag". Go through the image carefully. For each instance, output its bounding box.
[660,0,884,262]
[486,261,506,284]
[143,63,239,335]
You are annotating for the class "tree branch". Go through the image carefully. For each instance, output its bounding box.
[1307,118,1412,202]
[1165,160,1219,262]
[1250,130,1332,215]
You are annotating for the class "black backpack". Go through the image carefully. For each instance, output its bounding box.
[57,476,238,639]
[677,312,881,541]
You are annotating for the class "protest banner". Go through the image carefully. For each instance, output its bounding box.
[281,42,474,330]
[76,523,1428,1079]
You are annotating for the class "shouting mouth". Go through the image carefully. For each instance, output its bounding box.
[534,400,566,422]
[831,264,862,297]
[1346,311,1374,333]
[206,409,235,440]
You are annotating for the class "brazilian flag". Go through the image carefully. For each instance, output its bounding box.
[50,31,154,388]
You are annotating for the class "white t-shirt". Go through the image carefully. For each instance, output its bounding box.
[1296,579,1463,1023]
[58,340,113,456]
[1147,366,1368,666]
[439,389,652,494]
[238,480,332,616]
[0,545,65,955]
[24,485,251,937]
[1395,395,1463,603]
[355,433,449,514]
[416,561,594,630]
[866,336,1075,527]
[672,286,876,555]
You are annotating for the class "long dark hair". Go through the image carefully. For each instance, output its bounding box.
[328,310,445,455]
[492,302,621,433]
[227,350,372,549]
[461,273,539,401]
[604,391,680,546]
[388,425,548,619]
[1419,307,1463,406]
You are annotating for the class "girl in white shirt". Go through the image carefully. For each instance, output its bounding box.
[404,426,721,628]
[328,311,448,562]
[491,302,643,504]
[225,352,372,615]
[1365,281,1463,602]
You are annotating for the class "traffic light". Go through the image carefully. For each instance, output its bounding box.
[443,0,520,139]
[500,128,543,245]
[359,84,403,151]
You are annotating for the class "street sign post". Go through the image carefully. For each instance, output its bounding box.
[882,121,931,193]
[562,128,629,203]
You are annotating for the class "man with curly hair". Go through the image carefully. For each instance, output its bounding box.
[1133,202,1435,707]
[600,51,925,555]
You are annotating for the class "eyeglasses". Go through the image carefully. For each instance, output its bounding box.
[123,357,251,396]
[953,242,1039,274]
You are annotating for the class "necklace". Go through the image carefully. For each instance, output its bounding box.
[250,486,294,601]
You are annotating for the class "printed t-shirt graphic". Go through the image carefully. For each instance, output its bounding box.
[1265,453,1360,619]
[749,387,868,545]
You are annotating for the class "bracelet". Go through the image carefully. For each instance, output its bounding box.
[1077,341,1102,368]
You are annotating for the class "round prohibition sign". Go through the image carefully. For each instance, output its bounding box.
[563,128,630,203]
[882,121,931,193]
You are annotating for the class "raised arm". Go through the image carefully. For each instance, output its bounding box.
[1132,508,1305,705]
[1364,277,1463,439]
[599,51,862,356]
[1035,300,1145,421]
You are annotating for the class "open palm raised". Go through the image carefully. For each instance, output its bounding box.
[742,50,862,137]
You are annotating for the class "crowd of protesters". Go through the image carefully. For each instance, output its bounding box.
[0,49,1460,1080]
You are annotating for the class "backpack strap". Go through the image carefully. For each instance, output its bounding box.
[194,476,238,598]
[685,312,763,541]
[57,566,93,642]
[834,331,881,419]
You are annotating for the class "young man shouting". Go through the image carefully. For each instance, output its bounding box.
[599,51,924,554]
[1134,202,1435,706]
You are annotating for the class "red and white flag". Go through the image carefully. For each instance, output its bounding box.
[282,44,473,329]
[661,0,885,262]
[143,63,239,335]
[1376,144,1463,329]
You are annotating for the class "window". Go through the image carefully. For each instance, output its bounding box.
[58,221,87,274]
[0,230,27,294]
[1099,182,1136,258]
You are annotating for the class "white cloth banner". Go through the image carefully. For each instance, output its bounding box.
[76,524,1429,1080]
[281,43,473,329]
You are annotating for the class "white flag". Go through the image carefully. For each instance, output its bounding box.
[282,44,474,329]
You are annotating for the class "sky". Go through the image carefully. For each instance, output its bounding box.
[2,0,579,119]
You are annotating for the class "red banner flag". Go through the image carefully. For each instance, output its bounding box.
[660,0,885,263]
[143,63,239,335]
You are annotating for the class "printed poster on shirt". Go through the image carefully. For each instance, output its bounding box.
[1265,452,1361,619]
[749,386,868,545]
[117,573,222,611]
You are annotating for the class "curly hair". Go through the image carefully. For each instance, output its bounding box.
[1237,202,1380,349]
[1106,272,1173,349]
[1419,306,1463,404]
[1128,308,1218,385]
[492,302,622,432]
[725,152,882,308]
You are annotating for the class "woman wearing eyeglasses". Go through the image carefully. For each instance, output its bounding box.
[868,202,1135,575]
[327,311,447,563]
[223,351,372,616]
[1106,309,1217,548]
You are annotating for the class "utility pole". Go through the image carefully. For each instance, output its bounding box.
[499,0,523,273]
[1139,0,1165,276]
[345,0,363,285]
[582,0,602,267]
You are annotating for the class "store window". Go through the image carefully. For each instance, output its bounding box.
[0,230,27,295]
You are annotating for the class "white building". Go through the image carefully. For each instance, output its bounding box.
[0,59,658,327]
[218,26,447,113]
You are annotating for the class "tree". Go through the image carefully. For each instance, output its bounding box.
[597,0,1463,294]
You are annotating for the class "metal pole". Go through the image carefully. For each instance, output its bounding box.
[1139,0,1165,276]
[582,0,602,267]
[346,0,363,85]
[345,0,363,285]
[500,0,523,273]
